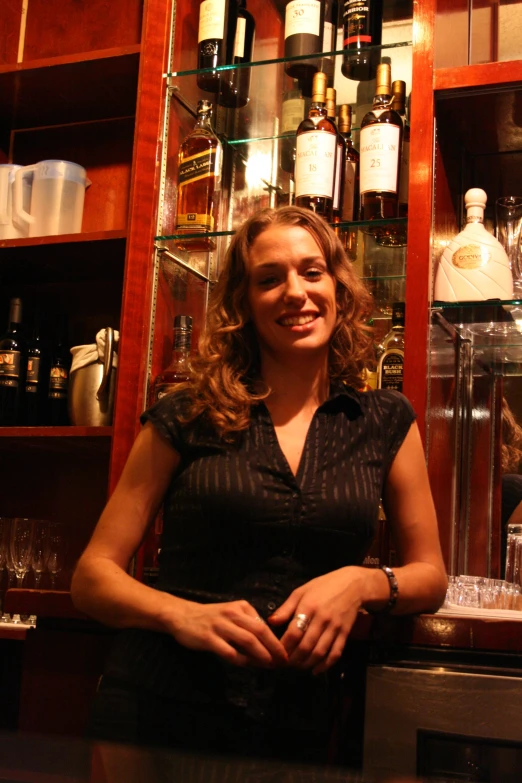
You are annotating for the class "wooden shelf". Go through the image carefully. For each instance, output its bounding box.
[0,427,113,456]
[0,426,112,437]
[0,46,141,138]
[0,230,126,285]
[4,589,85,621]
[0,625,28,641]
[434,58,522,94]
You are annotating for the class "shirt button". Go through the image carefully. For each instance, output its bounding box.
[292,492,298,499]
[282,549,290,556]
[267,601,277,612]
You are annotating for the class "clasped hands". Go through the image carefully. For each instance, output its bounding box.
[173,567,363,676]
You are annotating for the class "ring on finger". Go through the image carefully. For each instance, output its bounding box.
[295,613,311,632]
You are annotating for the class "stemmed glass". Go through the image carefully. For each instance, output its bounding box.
[47,522,67,589]
[32,520,50,588]
[0,518,12,620]
[9,518,35,588]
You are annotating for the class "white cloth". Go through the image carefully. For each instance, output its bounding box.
[70,328,119,373]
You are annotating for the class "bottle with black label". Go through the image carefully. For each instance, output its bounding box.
[174,99,223,252]
[0,297,26,426]
[197,0,238,93]
[378,302,405,392]
[152,315,193,402]
[359,63,402,220]
[219,0,256,108]
[284,0,325,82]
[391,79,410,218]
[341,0,383,81]
[46,320,70,426]
[23,315,47,426]
[295,71,337,220]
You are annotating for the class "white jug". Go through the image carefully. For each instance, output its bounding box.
[13,160,90,237]
[0,164,31,239]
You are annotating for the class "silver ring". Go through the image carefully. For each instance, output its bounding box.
[295,613,311,632]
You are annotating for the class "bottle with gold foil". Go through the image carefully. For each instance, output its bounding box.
[338,104,359,259]
[359,63,402,221]
[174,99,222,252]
[326,87,345,222]
[295,71,338,220]
[391,80,409,218]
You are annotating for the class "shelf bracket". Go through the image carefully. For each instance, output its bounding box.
[155,244,211,283]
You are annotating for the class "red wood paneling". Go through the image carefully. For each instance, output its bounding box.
[0,0,23,65]
[435,58,522,92]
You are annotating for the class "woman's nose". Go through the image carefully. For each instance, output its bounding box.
[283,273,306,303]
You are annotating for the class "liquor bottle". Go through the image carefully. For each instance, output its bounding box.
[319,0,338,87]
[280,80,310,176]
[197,0,238,93]
[0,297,26,426]
[326,87,345,222]
[152,315,193,402]
[22,315,47,426]
[340,0,383,81]
[218,0,256,109]
[338,104,359,259]
[174,100,223,252]
[46,320,70,426]
[284,0,324,82]
[359,63,402,221]
[391,80,410,218]
[378,302,405,393]
[295,71,338,220]
[434,189,514,302]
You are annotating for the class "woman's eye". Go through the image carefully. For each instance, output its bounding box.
[258,276,278,287]
[305,269,323,279]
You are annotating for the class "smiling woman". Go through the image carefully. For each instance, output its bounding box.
[71,206,447,763]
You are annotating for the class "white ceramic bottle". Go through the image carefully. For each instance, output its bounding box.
[434,188,514,302]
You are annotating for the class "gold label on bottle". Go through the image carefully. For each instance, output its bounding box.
[178,149,217,188]
[452,244,490,269]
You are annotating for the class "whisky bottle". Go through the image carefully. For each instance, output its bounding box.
[378,302,405,393]
[295,71,337,220]
[340,0,383,81]
[0,297,26,426]
[218,0,256,109]
[359,63,402,221]
[391,80,410,218]
[174,100,223,252]
[280,80,310,176]
[434,189,513,302]
[197,0,238,93]
[338,104,359,259]
[326,87,345,222]
[284,0,324,82]
[152,315,193,402]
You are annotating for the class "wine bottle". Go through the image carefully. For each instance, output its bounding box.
[284,0,325,82]
[319,0,338,87]
[197,0,238,93]
[359,63,402,221]
[338,103,359,259]
[378,302,405,393]
[340,0,383,81]
[152,315,193,402]
[22,314,47,426]
[295,71,338,220]
[218,0,255,108]
[0,297,26,426]
[280,80,310,177]
[174,100,223,252]
[391,80,410,218]
[46,319,70,427]
[326,87,345,222]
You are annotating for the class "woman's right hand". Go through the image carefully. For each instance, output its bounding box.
[165,598,289,669]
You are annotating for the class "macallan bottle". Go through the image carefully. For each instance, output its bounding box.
[219,0,256,109]
[378,302,405,393]
[197,0,238,93]
[340,0,383,81]
[174,100,222,252]
[295,71,338,220]
[391,80,410,218]
[152,315,193,402]
[359,63,402,221]
[280,80,310,177]
[284,0,324,82]
[326,87,345,223]
[339,104,359,259]
[0,297,26,426]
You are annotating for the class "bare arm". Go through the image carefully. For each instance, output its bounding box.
[71,421,287,668]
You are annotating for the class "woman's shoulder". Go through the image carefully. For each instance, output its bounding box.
[342,385,416,419]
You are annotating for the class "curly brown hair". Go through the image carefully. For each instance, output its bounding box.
[180,206,375,438]
[502,397,522,473]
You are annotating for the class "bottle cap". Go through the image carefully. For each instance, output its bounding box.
[325,87,336,119]
[311,72,328,103]
[174,315,193,331]
[197,99,213,115]
[464,188,487,223]
[338,104,352,132]
[375,63,392,96]
[392,302,405,325]
[391,80,406,114]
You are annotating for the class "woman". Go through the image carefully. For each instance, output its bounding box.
[72,206,447,761]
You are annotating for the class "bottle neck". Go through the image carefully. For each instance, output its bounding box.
[196,112,212,130]
[173,330,192,353]
[466,214,484,225]
[310,100,327,114]
[373,93,391,109]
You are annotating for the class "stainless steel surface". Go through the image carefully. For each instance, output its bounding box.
[363,664,522,777]
[68,328,116,426]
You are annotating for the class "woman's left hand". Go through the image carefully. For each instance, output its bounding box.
[267,567,365,675]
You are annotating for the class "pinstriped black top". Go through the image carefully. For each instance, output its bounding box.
[104,383,415,708]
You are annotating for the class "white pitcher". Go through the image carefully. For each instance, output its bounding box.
[0,164,31,239]
[12,160,90,238]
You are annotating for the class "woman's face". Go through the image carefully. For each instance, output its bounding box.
[246,224,337,362]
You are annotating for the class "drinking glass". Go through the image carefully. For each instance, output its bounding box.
[9,518,35,587]
[495,196,522,293]
[31,520,50,588]
[0,518,12,619]
[47,522,67,589]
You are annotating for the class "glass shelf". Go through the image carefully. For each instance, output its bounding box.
[432,300,522,309]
